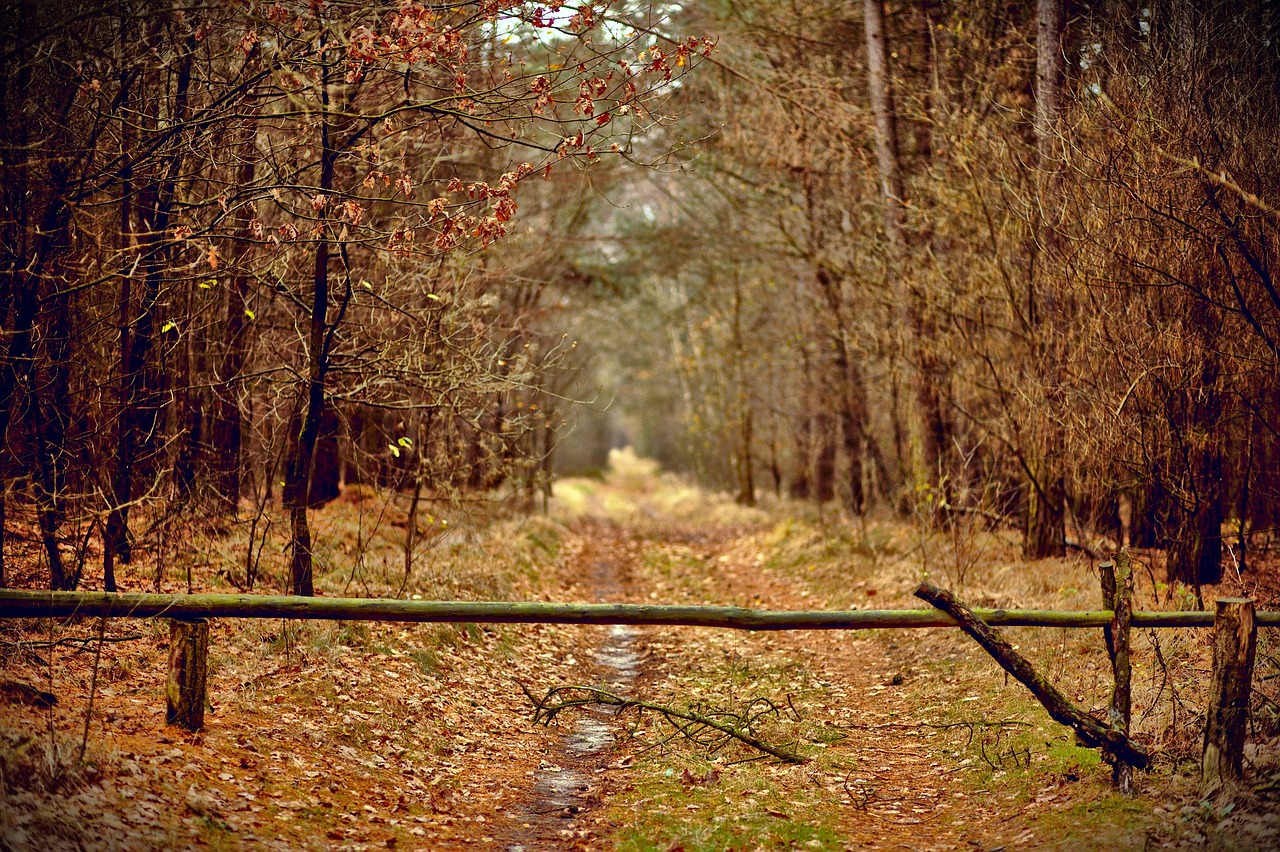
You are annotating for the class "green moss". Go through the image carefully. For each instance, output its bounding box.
[611,762,847,852]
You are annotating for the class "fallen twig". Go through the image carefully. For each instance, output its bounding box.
[520,682,806,764]
[1,634,144,652]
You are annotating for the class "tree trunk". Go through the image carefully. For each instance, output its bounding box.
[30,292,74,589]
[862,0,951,500]
[814,267,867,515]
[282,49,341,596]
[1202,598,1257,789]
[166,619,209,732]
[210,107,260,515]
[736,405,755,507]
[308,405,342,505]
[1024,469,1066,559]
[1035,0,1065,167]
[1023,0,1068,558]
[1167,318,1225,587]
[105,31,194,587]
[813,411,836,504]
[1167,449,1224,586]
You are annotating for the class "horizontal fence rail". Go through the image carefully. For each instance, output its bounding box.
[2,591,1278,630]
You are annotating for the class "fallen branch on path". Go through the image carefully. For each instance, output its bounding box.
[914,582,1151,770]
[520,682,806,764]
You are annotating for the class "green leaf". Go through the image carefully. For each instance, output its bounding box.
[244,308,256,320]
[360,280,374,290]
[397,437,413,448]
[199,279,216,289]
[388,444,401,458]
[427,293,441,301]
[161,320,178,333]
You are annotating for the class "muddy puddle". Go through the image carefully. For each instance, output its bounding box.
[504,622,640,850]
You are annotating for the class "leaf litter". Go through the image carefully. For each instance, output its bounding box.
[3,455,1279,849]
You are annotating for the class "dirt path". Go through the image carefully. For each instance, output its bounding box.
[490,519,1021,851]
[517,514,1167,851]
[499,522,645,849]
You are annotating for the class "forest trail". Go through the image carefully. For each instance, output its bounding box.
[493,515,995,851]
[532,519,1015,851]
[4,457,1277,849]
[499,523,644,850]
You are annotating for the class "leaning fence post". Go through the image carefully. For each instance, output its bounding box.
[1202,598,1256,789]
[166,618,209,732]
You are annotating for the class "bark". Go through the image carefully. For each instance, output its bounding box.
[309,405,342,505]
[1035,0,1066,167]
[282,48,342,596]
[30,294,74,590]
[105,28,195,586]
[1102,553,1135,794]
[813,411,836,503]
[1202,598,1257,788]
[1167,323,1225,586]
[731,277,755,507]
[814,267,867,514]
[1024,469,1066,559]
[1024,0,1068,558]
[862,0,951,498]
[209,111,259,514]
[166,619,209,732]
[863,0,906,248]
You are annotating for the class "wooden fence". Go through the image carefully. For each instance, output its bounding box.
[0,585,1273,791]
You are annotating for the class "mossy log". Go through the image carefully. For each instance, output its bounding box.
[1,590,1277,630]
[915,582,1151,770]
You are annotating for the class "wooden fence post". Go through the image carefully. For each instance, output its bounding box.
[167,618,209,732]
[1102,552,1135,794]
[1203,598,1256,789]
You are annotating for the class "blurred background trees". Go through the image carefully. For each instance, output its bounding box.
[559,0,1280,595]
[2,0,1276,597]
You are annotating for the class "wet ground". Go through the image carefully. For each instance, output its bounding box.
[502,545,643,851]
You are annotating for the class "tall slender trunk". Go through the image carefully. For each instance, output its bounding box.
[1024,0,1068,558]
[0,6,62,585]
[30,290,75,589]
[1167,314,1225,587]
[210,101,260,515]
[730,277,755,507]
[105,30,194,587]
[283,49,339,597]
[0,163,72,588]
[790,349,814,500]
[862,0,951,501]
[1035,0,1065,168]
[814,267,867,514]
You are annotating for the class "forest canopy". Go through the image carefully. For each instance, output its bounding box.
[1,0,1278,596]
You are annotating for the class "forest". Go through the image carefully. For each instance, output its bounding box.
[2,0,1280,849]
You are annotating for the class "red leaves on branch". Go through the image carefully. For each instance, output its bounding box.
[237,30,259,57]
